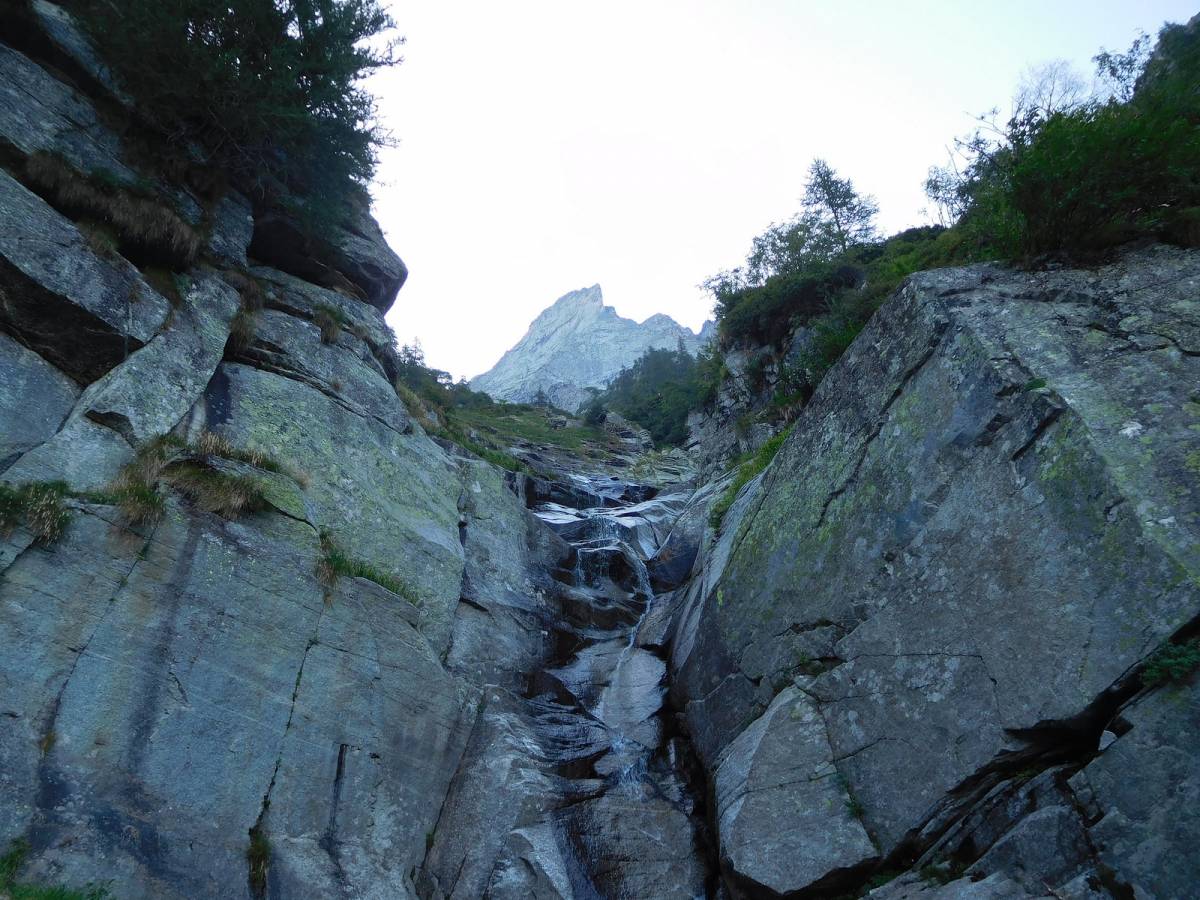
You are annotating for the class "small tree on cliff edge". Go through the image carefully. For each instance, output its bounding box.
[77,0,401,230]
[802,159,879,255]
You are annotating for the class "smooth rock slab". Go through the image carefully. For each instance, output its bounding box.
[0,332,77,471]
[714,686,877,894]
[0,169,171,382]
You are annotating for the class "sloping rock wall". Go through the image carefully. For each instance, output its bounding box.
[669,245,1200,896]
[0,9,569,898]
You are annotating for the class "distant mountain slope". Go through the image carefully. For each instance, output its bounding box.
[472,284,713,412]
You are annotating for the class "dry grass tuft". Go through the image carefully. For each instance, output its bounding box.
[313,303,348,344]
[25,151,201,268]
[0,481,72,543]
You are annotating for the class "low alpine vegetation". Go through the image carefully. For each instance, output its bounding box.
[0,838,109,900]
[0,481,71,543]
[314,303,349,344]
[23,151,201,268]
[1142,639,1200,687]
[317,532,420,605]
[111,432,291,524]
[708,427,793,530]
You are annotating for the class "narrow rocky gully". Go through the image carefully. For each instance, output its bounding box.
[515,472,713,898]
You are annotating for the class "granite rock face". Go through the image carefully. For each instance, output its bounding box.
[472,284,712,412]
[0,12,566,898]
[669,244,1200,896]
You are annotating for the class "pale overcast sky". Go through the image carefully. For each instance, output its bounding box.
[369,1,1195,381]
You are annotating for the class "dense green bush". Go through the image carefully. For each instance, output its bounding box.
[593,345,716,448]
[76,0,399,229]
[939,20,1200,257]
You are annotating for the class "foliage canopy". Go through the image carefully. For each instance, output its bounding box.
[77,0,400,227]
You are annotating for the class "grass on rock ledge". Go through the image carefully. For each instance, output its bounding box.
[708,426,793,530]
[317,532,421,606]
[1,838,109,900]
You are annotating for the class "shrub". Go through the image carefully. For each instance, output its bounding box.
[24,152,201,267]
[1142,639,1200,686]
[77,0,401,233]
[709,426,793,529]
[317,532,420,605]
[0,481,71,543]
[937,20,1200,258]
[594,344,712,448]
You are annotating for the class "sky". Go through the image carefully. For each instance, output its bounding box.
[368,0,1196,381]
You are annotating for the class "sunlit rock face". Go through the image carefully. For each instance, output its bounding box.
[471,284,713,413]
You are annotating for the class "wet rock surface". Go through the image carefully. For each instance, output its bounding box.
[419,473,712,899]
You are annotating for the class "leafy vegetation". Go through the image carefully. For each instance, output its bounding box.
[931,22,1199,258]
[0,839,109,900]
[76,0,401,232]
[584,344,715,448]
[708,426,793,529]
[0,481,71,543]
[317,532,420,605]
[1142,639,1200,686]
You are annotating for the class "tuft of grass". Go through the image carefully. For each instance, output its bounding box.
[0,838,110,900]
[111,432,289,523]
[709,427,793,530]
[313,303,348,344]
[24,151,200,268]
[1142,639,1200,686]
[223,271,266,353]
[0,482,71,543]
[317,533,421,605]
[246,826,270,898]
[165,464,267,518]
[1023,377,1048,392]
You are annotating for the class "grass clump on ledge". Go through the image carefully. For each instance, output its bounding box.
[0,481,72,543]
[317,532,420,605]
[313,304,349,344]
[708,427,793,530]
[23,151,201,268]
[0,838,109,899]
[111,432,291,524]
[1142,639,1200,687]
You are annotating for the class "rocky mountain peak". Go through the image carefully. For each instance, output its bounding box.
[472,284,712,412]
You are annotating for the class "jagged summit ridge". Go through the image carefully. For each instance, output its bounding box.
[472,284,712,412]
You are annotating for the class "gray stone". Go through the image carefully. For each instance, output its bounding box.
[0,169,171,382]
[0,43,135,182]
[1070,676,1200,899]
[673,245,1200,883]
[713,686,877,894]
[195,362,465,652]
[0,333,78,472]
[248,201,407,314]
[206,190,255,268]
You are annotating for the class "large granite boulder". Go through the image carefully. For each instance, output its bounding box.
[671,245,1200,892]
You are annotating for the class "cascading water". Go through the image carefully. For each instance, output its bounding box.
[527,475,713,899]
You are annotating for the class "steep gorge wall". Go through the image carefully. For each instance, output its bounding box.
[667,245,1200,897]
[0,7,570,898]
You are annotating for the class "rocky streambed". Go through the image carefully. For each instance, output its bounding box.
[419,475,716,898]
